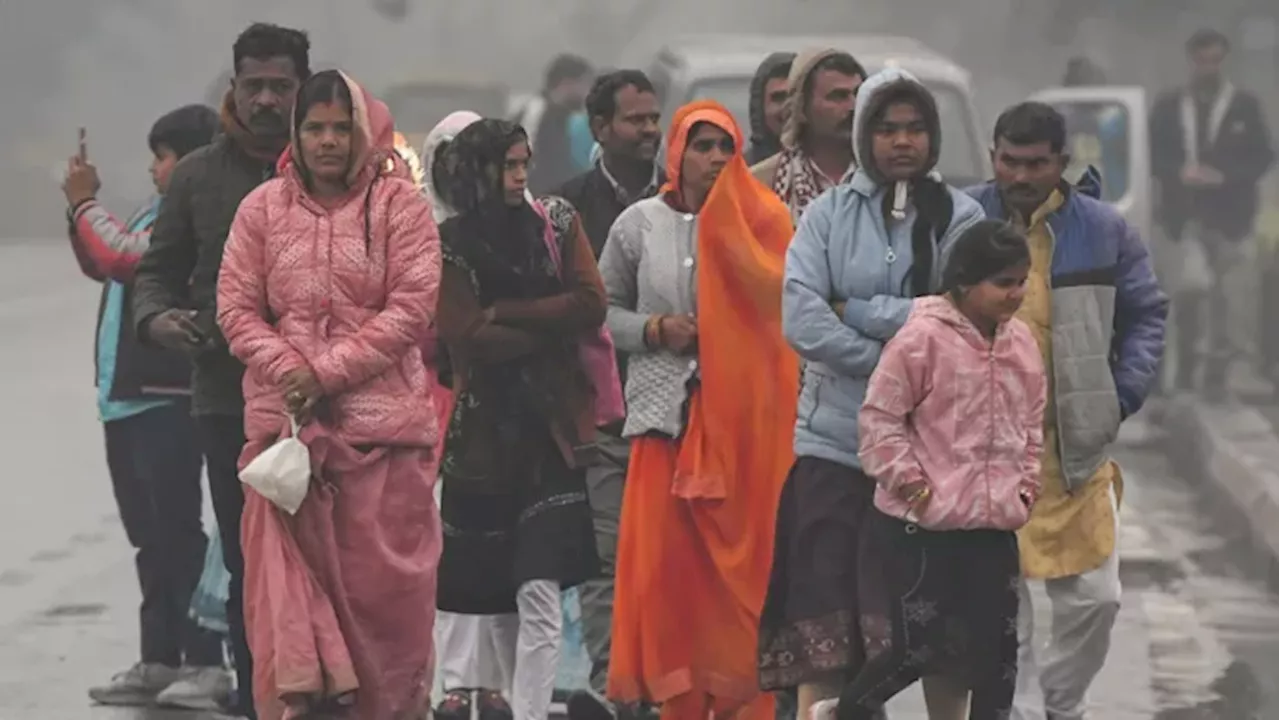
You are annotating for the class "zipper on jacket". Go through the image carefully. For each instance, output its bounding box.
[1044,223,1069,483]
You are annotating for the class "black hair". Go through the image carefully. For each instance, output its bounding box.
[802,52,868,102]
[1187,28,1230,55]
[543,53,593,92]
[1063,56,1106,87]
[148,104,218,159]
[292,70,353,137]
[585,70,656,123]
[993,101,1066,154]
[941,220,1031,297]
[765,58,794,83]
[233,22,311,79]
[431,140,454,208]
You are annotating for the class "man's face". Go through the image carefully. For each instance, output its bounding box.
[870,101,930,182]
[232,56,301,136]
[991,138,1067,212]
[1189,43,1227,94]
[805,69,861,143]
[762,76,790,137]
[553,76,592,110]
[594,85,662,163]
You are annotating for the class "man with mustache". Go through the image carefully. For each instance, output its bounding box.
[746,52,796,165]
[554,69,664,720]
[1149,28,1274,397]
[131,23,312,719]
[751,48,866,224]
[967,102,1168,720]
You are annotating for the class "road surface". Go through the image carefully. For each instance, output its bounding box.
[0,239,1274,718]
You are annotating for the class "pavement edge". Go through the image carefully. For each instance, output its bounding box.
[1160,395,1279,558]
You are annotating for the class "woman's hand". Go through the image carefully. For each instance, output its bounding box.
[660,315,699,355]
[898,480,932,520]
[282,367,324,421]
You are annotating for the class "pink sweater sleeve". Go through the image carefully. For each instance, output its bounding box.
[310,187,441,396]
[216,191,309,387]
[1019,334,1048,500]
[857,324,931,496]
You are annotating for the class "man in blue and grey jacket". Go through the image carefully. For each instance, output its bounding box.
[969,101,1168,720]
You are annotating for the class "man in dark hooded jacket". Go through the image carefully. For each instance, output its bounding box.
[131,23,311,718]
[746,52,795,165]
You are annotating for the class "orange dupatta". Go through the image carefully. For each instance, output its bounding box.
[607,100,799,717]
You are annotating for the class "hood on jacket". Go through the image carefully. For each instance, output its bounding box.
[779,47,846,151]
[852,67,941,186]
[910,295,999,352]
[280,70,405,191]
[661,100,746,205]
[748,51,796,159]
[422,110,482,223]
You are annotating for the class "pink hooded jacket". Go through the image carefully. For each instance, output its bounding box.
[858,296,1047,531]
[217,71,441,449]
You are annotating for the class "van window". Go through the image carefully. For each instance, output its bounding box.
[1054,102,1131,203]
[685,76,984,186]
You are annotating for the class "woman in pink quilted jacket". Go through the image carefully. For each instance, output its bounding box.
[837,220,1046,720]
[216,69,441,720]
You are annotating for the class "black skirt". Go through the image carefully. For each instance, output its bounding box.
[758,456,878,690]
[837,510,1020,719]
[436,436,599,615]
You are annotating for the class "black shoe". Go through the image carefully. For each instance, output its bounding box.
[477,689,513,720]
[567,691,616,720]
[436,689,473,720]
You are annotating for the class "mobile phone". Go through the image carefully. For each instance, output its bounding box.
[77,127,87,162]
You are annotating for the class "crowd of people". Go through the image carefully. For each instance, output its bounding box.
[57,17,1273,720]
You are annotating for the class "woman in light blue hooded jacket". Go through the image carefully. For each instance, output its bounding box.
[757,68,984,720]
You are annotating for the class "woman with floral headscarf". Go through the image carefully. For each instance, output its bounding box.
[217,70,441,719]
[600,100,798,720]
[435,118,607,720]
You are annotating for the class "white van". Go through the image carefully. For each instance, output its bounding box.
[642,33,991,187]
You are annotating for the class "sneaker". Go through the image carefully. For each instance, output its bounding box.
[567,690,614,720]
[88,662,181,706]
[156,666,234,710]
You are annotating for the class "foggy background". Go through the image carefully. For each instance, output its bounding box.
[0,0,1274,238]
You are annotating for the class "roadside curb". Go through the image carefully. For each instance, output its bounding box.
[1161,395,1279,558]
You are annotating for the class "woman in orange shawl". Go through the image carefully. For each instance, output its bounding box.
[597,100,798,719]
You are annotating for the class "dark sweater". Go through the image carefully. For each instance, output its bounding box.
[132,134,277,417]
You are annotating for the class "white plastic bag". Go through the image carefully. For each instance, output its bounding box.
[238,415,310,514]
[1176,233,1214,295]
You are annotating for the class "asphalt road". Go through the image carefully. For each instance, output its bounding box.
[0,239,1273,719]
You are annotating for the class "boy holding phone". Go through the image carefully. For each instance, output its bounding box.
[63,105,233,710]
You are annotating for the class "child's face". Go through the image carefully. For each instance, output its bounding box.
[962,262,1030,326]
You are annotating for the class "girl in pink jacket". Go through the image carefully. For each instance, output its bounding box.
[217,70,441,720]
[837,220,1046,720]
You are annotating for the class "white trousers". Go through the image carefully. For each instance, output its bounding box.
[433,581,563,720]
[1011,488,1122,720]
[435,611,519,692]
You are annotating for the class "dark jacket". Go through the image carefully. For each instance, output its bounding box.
[555,163,666,257]
[555,162,665,434]
[746,51,796,166]
[1149,84,1274,240]
[132,134,277,416]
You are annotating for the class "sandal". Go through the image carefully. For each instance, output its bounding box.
[436,689,473,720]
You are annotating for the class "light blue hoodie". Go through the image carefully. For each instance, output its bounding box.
[783,68,985,470]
